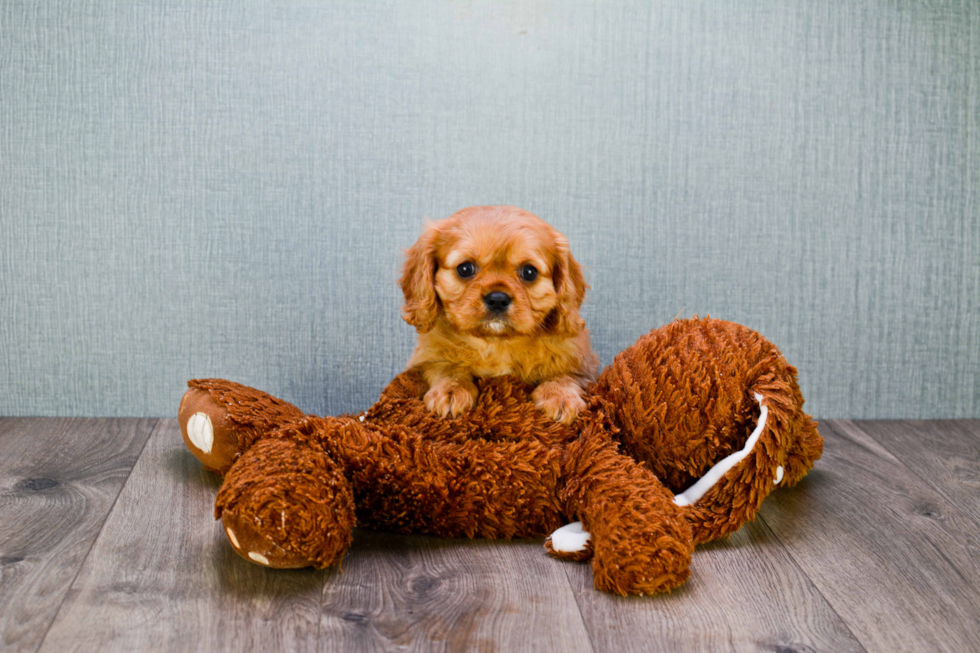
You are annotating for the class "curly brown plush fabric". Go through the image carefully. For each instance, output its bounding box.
[593,318,822,544]
[216,435,354,568]
[180,317,821,595]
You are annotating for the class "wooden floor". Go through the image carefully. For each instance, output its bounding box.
[1,418,978,652]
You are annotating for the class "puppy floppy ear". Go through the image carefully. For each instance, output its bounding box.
[551,234,587,337]
[400,223,441,333]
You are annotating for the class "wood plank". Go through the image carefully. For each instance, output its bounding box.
[0,417,155,653]
[318,529,594,653]
[760,420,980,653]
[564,516,864,653]
[38,419,325,653]
[11,417,975,651]
[851,420,980,529]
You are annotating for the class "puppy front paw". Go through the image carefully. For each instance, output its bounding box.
[532,379,587,425]
[424,378,478,418]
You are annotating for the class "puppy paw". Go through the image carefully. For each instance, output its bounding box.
[532,380,586,425]
[424,378,479,418]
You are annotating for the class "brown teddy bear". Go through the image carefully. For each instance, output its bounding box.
[179,317,821,595]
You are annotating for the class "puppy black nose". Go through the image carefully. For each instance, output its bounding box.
[483,291,512,314]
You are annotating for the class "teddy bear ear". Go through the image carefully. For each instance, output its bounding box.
[399,222,441,333]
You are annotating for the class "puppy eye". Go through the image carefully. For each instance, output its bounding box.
[520,264,538,282]
[456,262,476,278]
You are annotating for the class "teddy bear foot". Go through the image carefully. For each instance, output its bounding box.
[215,437,356,570]
[179,379,308,474]
[179,386,244,473]
[544,521,594,562]
[547,518,692,595]
[221,510,324,568]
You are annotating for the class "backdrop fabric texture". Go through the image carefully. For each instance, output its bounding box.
[1,1,977,419]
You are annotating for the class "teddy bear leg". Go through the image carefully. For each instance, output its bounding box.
[215,435,355,569]
[556,429,695,595]
[179,379,306,474]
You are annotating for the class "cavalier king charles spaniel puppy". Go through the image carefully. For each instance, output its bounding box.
[400,205,599,424]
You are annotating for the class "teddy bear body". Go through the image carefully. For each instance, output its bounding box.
[179,318,821,595]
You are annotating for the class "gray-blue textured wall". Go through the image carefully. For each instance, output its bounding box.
[1,1,977,418]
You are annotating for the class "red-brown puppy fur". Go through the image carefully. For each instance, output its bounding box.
[400,206,599,424]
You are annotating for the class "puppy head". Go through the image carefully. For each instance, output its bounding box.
[400,206,586,338]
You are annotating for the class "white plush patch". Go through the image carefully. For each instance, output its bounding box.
[226,528,240,549]
[186,412,214,454]
[673,393,769,507]
[248,551,269,565]
[549,521,591,553]
[774,465,784,485]
[358,414,365,422]
[486,320,506,333]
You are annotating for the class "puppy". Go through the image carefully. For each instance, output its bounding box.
[400,205,599,424]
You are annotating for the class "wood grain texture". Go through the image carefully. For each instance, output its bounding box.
[852,420,980,529]
[563,517,864,653]
[0,417,154,653]
[5,417,980,651]
[38,419,325,653]
[319,529,593,653]
[760,420,980,653]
